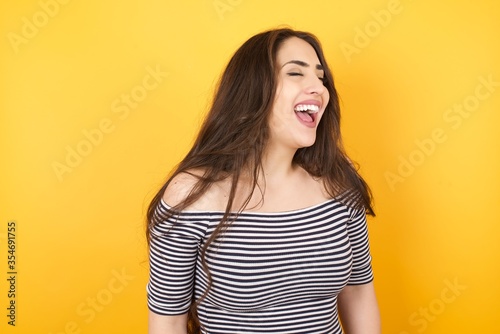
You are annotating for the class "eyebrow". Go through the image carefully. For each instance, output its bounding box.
[281,60,324,71]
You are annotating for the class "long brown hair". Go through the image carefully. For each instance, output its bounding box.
[147,28,374,332]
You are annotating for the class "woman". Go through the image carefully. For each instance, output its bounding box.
[147,28,380,333]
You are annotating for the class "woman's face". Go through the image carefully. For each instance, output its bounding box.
[268,37,330,151]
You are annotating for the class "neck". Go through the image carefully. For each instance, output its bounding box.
[260,143,298,184]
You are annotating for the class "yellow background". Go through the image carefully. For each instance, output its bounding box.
[1,0,499,333]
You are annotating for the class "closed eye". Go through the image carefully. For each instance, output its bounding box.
[287,72,327,85]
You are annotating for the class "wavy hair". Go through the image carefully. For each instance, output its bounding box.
[147,28,374,332]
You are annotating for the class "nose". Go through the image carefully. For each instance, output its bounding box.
[305,75,326,95]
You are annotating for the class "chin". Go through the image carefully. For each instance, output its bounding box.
[297,137,317,148]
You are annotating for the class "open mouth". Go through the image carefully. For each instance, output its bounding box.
[294,104,319,123]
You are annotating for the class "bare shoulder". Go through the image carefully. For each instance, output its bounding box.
[162,169,228,211]
[162,170,202,208]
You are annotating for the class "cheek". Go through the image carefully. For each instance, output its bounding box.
[323,89,330,105]
[270,95,295,135]
[271,86,293,119]
[269,106,290,135]
[317,91,330,123]
[274,82,297,112]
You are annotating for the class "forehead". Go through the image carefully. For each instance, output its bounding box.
[276,37,321,66]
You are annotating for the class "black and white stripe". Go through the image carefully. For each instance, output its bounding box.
[147,197,373,333]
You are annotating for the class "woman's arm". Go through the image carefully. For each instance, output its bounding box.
[148,311,188,334]
[147,173,205,334]
[337,282,381,334]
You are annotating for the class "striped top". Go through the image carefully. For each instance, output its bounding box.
[147,196,374,333]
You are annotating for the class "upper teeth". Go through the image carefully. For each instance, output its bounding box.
[294,104,319,113]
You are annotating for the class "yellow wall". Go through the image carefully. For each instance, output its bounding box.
[1,0,499,333]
